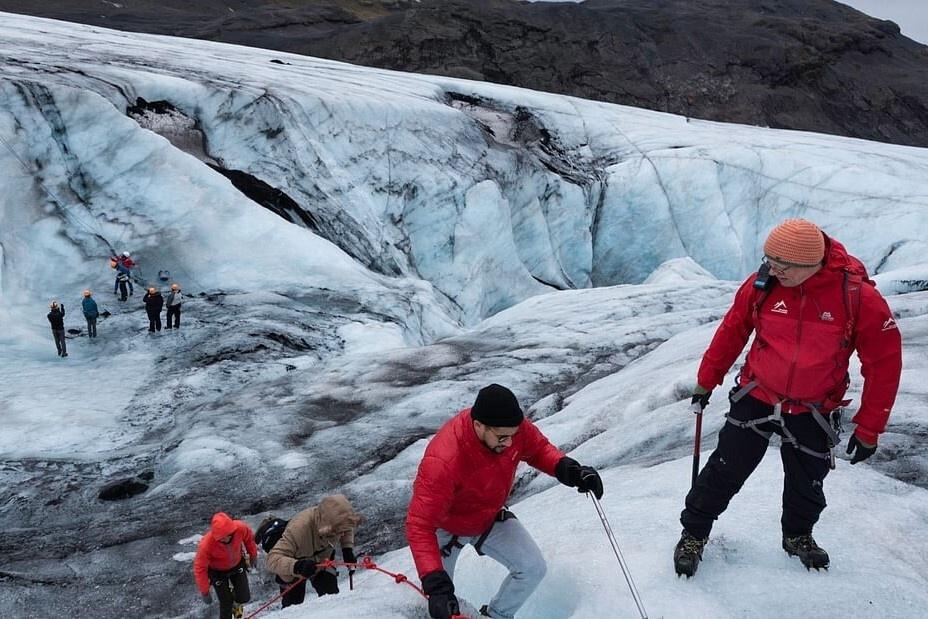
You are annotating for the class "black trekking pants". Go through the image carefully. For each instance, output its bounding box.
[52,329,67,356]
[85,316,97,338]
[209,560,250,619]
[147,310,161,332]
[166,304,180,328]
[680,393,832,539]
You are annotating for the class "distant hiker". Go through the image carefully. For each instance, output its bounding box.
[165,282,184,329]
[112,251,135,297]
[142,287,163,332]
[81,290,99,338]
[193,512,258,619]
[406,384,603,619]
[115,269,131,302]
[114,250,135,269]
[264,495,362,609]
[675,219,902,576]
[47,300,67,357]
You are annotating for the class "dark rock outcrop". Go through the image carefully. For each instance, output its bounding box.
[4,0,928,146]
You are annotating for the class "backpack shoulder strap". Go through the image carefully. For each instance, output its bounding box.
[841,270,864,348]
[751,280,776,323]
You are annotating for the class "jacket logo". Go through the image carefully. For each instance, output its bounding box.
[820,311,834,322]
[882,317,898,331]
[771,300,788,314]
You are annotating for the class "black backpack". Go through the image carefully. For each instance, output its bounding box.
[255,516,289,553]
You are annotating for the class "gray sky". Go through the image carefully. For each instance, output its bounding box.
[837,1,928,44]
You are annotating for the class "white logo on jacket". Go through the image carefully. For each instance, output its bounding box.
[820,311,834,322]
[882,317,898,331]
[771,300,788,314]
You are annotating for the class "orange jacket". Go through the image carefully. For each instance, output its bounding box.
[193,513,258,594]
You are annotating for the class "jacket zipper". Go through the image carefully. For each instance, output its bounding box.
[783,287,806,398]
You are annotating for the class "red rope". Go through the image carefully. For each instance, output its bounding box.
[241,575,306,619]
[241,555,429,619]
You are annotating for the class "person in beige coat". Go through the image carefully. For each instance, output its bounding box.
[265,494,362,608]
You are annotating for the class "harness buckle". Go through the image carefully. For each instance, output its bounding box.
[772,401,783,425]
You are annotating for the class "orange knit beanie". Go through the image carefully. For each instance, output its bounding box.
[763,219,825,266]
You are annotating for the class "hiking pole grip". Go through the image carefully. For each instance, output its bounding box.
[691,403,703,490]
[589,494,648,619]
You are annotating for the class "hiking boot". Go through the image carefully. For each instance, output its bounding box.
[674,530,708,577]
[232,602,244,619]
[479,605,491,617]
[783,534,829,570]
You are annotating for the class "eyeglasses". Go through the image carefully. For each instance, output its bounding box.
[762,255,818,274]
[487,429,518,444]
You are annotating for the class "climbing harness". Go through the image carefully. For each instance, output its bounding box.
[727,381,843,469]
[441,508,517,559]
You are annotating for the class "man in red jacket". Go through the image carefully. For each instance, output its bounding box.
[193,512,259,619]
[675,219,902,577]
[406,384,603,619]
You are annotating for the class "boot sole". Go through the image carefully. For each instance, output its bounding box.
[674,560,699,578]
[783,548,829,570]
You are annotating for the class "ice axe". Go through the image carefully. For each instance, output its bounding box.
[690,388,710,489]
[691,399,703,489]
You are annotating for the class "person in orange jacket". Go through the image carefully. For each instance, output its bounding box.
[193,512,259,619]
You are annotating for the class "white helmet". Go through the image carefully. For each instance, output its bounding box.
[122,251,130,258]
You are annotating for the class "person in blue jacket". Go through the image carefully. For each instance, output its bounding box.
[81,290,99,338]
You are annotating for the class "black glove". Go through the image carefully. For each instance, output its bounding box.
[555,457,604,499]
[294,559,318,578]
[343,547,356,575]
[422,570,459,619]
[201,592,212,605]
[691,386,712,412]
[846,434,877,464]
[311,570,339,596]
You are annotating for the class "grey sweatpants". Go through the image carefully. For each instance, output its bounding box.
[437,517,547,619]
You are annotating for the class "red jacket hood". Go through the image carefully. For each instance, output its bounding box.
[211,512,237,540]
[819,234,868,280]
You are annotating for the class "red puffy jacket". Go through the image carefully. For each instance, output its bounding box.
[697,236,902,445]
[406,408,564,578]
[193,513,259,594]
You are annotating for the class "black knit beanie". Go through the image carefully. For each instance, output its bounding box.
[471,384,524,427]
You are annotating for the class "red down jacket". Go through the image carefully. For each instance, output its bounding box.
[697,235,902,445]
[406,408,564,578]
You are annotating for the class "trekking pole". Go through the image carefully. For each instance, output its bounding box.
[589,494,648,619]
[691,400,703,490]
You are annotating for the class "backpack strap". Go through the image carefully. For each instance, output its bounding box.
[841,270,863,349]
[751,281,775,324]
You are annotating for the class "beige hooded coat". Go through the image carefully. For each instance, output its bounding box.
[266,494,361,583]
